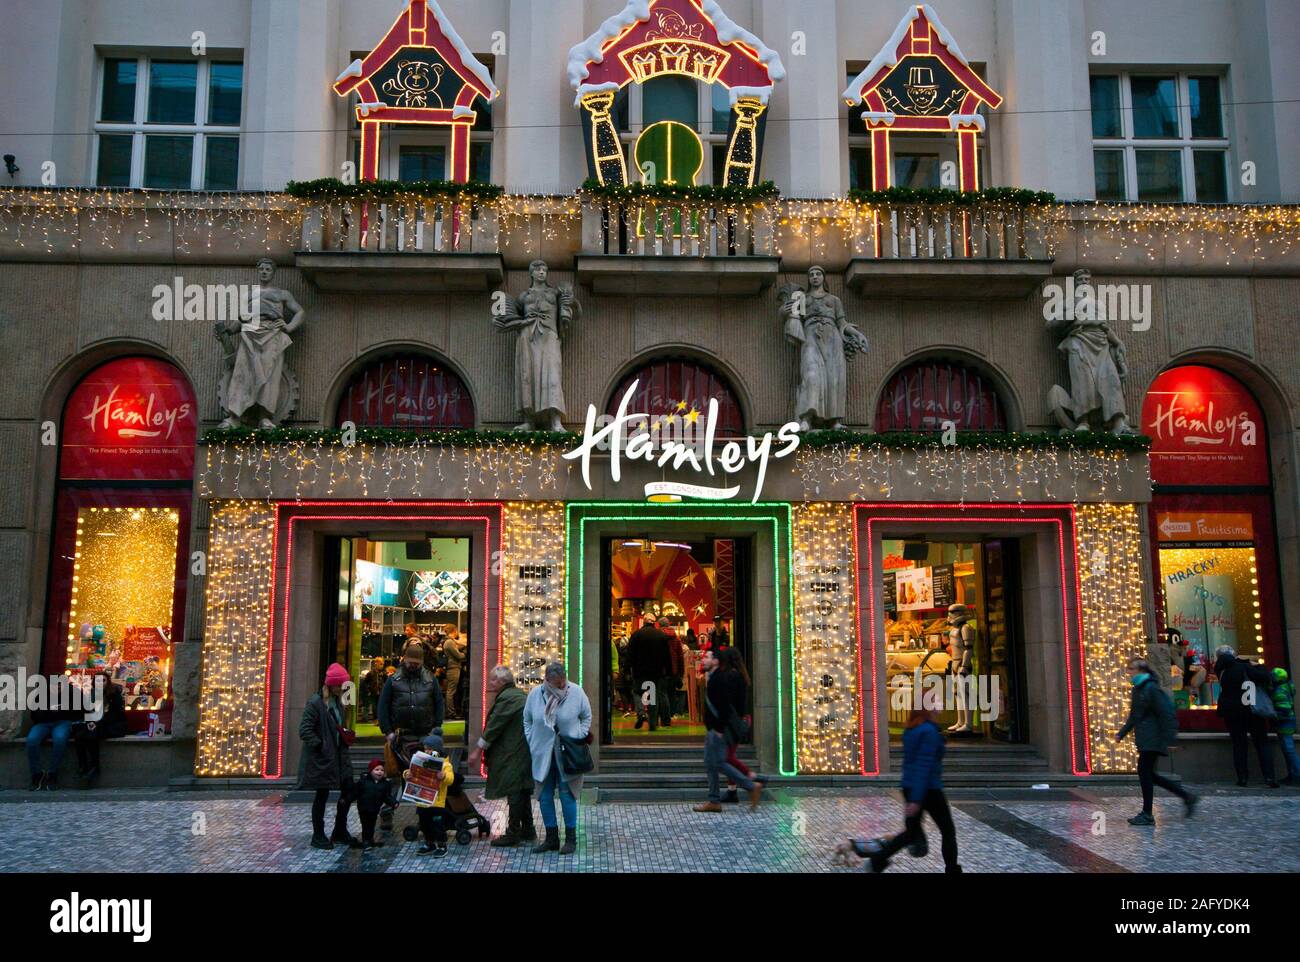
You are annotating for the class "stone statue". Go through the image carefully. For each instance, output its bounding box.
[492,259,580,432]
[215,257,303,429]
[1046,268,1134,434]
[777,265,869,431]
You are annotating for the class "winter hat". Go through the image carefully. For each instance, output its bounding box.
[422,731,444,754]
[1274,667,1289,684]
[367,758,385,775]
[323,663,350,687]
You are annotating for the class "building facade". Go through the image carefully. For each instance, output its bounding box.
[1,0,1298,786]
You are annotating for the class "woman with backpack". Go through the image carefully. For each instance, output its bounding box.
[1117,657,1198,825]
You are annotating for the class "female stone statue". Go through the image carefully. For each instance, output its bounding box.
[778,265,869,431]
[492,260,580,432]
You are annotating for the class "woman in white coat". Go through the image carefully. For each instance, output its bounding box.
[523,661,592,854]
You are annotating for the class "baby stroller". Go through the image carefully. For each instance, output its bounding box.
[393,738,490,846]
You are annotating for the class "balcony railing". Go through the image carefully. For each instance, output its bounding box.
[298,199,499,254]
[580,199,776,258]
[848,203,1052,261]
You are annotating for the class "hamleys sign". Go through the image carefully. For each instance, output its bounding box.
[60,357,196,481]
[1141,365,1268,487]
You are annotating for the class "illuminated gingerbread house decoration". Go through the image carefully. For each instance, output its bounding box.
[842,4,1001,192]
[332,0,499,183]
[568,0,785,188]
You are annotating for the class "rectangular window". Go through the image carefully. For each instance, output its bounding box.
[398,144,446,181]
[711,83,731,136]
[894,154,940,188]
[204,136,239,190]
[849,144,873,190]
[1093,148,1126,201]
[95,55,242,190]
[100,59,138,123]
[1130,75,1179,139]
[1089,71,1230,202]
[470,142,491,183]
[1089,75,1122,138]
[1135,149,1183,202]
[1193,150,1228,203]
[642,74,698,127]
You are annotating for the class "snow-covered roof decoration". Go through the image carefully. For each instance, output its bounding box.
[841,4,1000,112]
[333,0,499,103]
[568,0,785,106]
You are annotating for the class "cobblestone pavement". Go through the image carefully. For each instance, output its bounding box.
[1,786,1297,873]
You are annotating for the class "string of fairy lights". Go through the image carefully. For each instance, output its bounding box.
[199,438,568,502]
[1075,503,1147,773]
[791,502,861,775]
[194,500,276,777]
[795,443,1144,504]
[500,501,566,693]
[2,187,1296,264]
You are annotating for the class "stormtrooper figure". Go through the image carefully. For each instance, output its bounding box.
[946,603,977,735]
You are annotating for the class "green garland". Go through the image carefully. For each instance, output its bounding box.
[846,186,1058,207]
[581,178,779,205]
[203,425,1149,454]
[800,429,1150,452]
[200,426,576,447]
[284,177,504,203]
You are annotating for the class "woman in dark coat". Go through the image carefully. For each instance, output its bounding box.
[469,665,535,847]
[1117,657,1197,824]
[298,662,361,849]
[73,672,128,783]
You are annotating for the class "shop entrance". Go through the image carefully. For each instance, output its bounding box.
[882,537,1027,744]
[319,535,473,747]
[599,535,752,745]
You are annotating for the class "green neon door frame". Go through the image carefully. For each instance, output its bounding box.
[564,502,796,776]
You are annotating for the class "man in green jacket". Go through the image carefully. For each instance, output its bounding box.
[469,665,536,847]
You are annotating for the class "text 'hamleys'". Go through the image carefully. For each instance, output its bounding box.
[1147,392,1256,448]
[563,380,801,503]
[81,384,194,441]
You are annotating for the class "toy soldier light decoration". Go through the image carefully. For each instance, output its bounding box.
[778,265,869,431]
[493,259,581,432]
[215,257,304,429]
[1047,268,1135,434]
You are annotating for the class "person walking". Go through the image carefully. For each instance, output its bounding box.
[852,707,961,873]
[715,647,765,804]
[360,657,386,722]
[658,617,682,727]
[626,614,668,731]
[693,647,761,813]
[1213,645,1279,787]
[1272,667,1298,785]
[298,662,362,850]
[469,665,536,847]
[1116,657,1197,824]
[523,662,591,855]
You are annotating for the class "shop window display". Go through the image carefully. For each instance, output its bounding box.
[882,539,1022,742]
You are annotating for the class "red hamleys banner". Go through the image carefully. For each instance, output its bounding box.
[1142,365,1268,487]
[60,357,197,481]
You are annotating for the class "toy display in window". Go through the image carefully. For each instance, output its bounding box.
[946,603,977,735]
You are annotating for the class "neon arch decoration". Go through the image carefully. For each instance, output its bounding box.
[332,0,499,183]
[568,0,785,187]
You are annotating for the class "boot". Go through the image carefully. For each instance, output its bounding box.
[331,826,363,849]
[518,818,537,843]
[532,827,560,853]
[29,771,44,791]
[490,831,520,848]
[310,832,334,850]
[560,828,577,855]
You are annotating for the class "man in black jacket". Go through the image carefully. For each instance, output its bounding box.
[378,640,446,741]
[625,614,669,731]
[1214,645,1278,787]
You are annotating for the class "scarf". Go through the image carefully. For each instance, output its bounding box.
[543,682,569,730]
[1131,673,1150,687]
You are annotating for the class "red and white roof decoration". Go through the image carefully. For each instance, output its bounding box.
[333,0,499,103]
[568,0,785,106]
[841,4,1000,117]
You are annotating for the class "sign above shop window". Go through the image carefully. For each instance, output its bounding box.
[335,355,474,429]
[1142,365,1268,487]
[59,357,197,482]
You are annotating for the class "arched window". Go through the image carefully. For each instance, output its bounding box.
[875,359,1007,433]
[607,358,744,437]
[335,354,474,429]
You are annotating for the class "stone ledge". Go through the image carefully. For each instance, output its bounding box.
[295,251,505,292]
[845,257,1054,299]
[576,254,780,296]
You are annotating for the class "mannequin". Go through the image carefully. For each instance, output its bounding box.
[946,603,976,734]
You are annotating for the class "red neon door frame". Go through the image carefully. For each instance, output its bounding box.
[261,502,503,779]
[852,504,1092,777]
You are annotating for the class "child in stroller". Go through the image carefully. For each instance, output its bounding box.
[396,732,490,856]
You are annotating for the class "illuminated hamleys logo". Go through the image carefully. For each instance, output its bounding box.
[1147,392,1257,449]
[82,384,193,441]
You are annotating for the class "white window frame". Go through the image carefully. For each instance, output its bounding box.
[619,80,728,185]
[1090,71,1231,203]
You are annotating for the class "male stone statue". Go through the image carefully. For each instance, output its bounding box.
[492,259,580,432]
[1046,268,1134,434]
[777,265,869,431]
[215,256,304,429]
